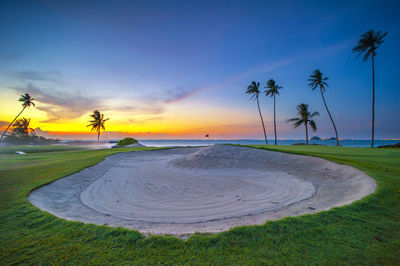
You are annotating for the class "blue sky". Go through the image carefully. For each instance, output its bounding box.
[0,0,399,139]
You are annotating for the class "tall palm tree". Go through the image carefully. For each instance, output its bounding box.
[87,110,110,142]
[287,103,319,145]
[353,30,387,147]
[308,69,339,146]
[0,93,35,142]
[265,79,282,145]
[246,81,268,144]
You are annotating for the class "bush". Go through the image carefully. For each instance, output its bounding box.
[116,137,138,146]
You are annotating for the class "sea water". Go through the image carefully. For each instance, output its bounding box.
[137,139,399,148]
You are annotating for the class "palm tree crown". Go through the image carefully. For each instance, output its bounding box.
[87,110,110,141]
[353,30,387,61]
[246,81,261,99]
[288,104,319,130]
[308,69,328,92]
[287,103,319,145]
[265,79,282,97]
[19,93,35,108]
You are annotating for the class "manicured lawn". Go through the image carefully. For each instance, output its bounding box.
[0,145,87,154]
[0,145,399,264]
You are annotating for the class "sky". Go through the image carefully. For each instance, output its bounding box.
[0,0,399,140]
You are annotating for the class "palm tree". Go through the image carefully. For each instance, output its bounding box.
[265,79,282,145]
[246,81,268,144]
[287,103,319,145]
[353,30,387,147]
[0,93,35,142]
[11,117,35,137]
[308,70,339,145]
[87,110,110,142]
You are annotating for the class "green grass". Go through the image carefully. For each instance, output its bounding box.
[0,145,87,154]
[0,145,399,264]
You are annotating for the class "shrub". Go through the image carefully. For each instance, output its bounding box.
[116,137,138,146]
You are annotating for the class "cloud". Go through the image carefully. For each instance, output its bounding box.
[10,83,100,122]
[127,115,164,124]
[163,37,355,102]
[6,70,167,122]
[34,127,51,138]
[0,52,21,62]
[104,105,165,115]
[10,70,64,84]
[164,88,202,103]
[0,120,9,128]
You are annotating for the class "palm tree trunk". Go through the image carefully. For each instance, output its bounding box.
[256,95,268,144]
[371,54,375,148]
[273,94,277,145]
[0,106,26,142]
[305,122,309,145]
[320,89,339,146]
[97,129,100,142]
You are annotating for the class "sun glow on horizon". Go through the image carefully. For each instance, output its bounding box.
[0,88,272,139]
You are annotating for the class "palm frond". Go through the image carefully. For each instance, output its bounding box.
[309,120,317,132]
[87,110,109,135]
[353,30,387,62]
[265,79,282,97]
[286,118,300,122]
[289,103,318,131]
[246,81,261,101]
[293,120,303,128]
[308,69,328,92]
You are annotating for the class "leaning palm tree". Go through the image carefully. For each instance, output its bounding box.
[287,103,319,145]
[87,110,110,142]
[246,81,268,144]
[353,30,387,147]
[265,79,282,145]
[0,93,35,142]
[308,70,339,146]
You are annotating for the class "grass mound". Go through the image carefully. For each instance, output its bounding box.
[116,137,138,146]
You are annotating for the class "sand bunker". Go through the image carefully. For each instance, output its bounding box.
[28,145,375,235]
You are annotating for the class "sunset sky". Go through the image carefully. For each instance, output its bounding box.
[0,0,399,140]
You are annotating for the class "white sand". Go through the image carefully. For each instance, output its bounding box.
[28,145,376,236]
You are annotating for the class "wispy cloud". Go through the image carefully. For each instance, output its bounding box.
[164,87,202,103]
[10,83,99,122]
[0,120,9,128]
[10,70,64,84]
[164,37,355,103]
[104,105,165,115]
[5,70,169,123]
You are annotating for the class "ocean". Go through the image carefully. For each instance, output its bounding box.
[135,139,398,148]
[59,139,399,148]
